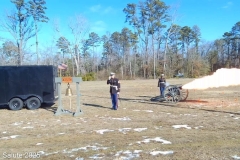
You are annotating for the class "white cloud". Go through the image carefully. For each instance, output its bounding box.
[222,1,233,9]
[90,20,107,34]
[89,5,115,15]
[103,6,114,14]
[90,5,101,12]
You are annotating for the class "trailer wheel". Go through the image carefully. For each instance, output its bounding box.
[9,98,24,110]
[26,97,41,110]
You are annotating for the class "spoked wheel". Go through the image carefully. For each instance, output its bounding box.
[9,98,24,110]
[179,89,189,101]
[164,93,179,103]
[26,97,41,110]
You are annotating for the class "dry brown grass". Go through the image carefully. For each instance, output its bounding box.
[0,79,240,160]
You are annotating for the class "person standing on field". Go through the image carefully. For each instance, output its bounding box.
[158,74,166,98]
[107,72,120,110]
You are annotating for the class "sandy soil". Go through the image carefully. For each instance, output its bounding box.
[0,79,240,160]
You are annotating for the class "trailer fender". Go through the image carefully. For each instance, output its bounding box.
[8,95,43,105]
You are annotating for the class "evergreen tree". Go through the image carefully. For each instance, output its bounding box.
[27,0,49,65]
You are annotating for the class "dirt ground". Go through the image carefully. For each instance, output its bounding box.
[0,78,240,160]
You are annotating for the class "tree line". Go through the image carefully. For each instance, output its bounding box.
[0,0,240,80]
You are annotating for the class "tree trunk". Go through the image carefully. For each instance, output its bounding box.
[34,21,39,65]
[152,35,156,79]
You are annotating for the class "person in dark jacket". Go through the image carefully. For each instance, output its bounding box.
[158,74,166,98]
[107,72,120,110]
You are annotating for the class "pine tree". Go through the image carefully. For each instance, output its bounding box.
[27,0,49,65]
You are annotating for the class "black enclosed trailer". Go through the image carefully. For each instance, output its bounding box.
[0,65,58,110]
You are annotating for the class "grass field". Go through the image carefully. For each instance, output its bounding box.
[0,79,240,160]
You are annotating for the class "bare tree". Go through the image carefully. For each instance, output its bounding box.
[68,14,89,76]
[0,7,35,65]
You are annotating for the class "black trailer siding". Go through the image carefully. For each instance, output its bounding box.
[0,66,57,106]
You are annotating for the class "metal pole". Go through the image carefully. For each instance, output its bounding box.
[73,77,83,116]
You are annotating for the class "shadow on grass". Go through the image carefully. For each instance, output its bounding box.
[41,103,57,113]
[83,103,112,110]
[119,97,177,107]
[200,108,240,115]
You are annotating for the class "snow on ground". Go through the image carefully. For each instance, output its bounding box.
[22,126,34,129]
[36,143,43,145]
[137,137,172,144]
[58,133,65,135]
[11,122,23,125]
[150,150,174,156]
[118,128,132,134]
[232,155,240,159]
[133,128,147,132]
[0,135,20,140]
[110,117,131,121]
[114,150,141,159]
[95,129,114,134]
[194,126,204,129]
[172,125,191,129]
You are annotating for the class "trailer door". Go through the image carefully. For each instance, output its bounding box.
[0,68,6,105]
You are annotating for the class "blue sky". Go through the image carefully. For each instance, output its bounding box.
[0,0,240,50]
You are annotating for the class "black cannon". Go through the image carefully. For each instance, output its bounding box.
[159,84,188,103]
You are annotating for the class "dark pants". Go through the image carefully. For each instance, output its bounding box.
[111,93,118,110]
[160,86,165,97]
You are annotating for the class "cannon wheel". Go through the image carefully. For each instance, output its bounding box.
[164,86,181,103]
[179,88,189,101]
[164,85,188,102]
[164,92,180,103]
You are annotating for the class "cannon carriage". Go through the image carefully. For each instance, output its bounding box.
[159,84,189,103]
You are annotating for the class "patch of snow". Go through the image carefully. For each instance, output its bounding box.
[118,128,132,134]
[89,154,105,159]
[194,126,204,129]
[2,131,7,134]
[22,126,34,129]
[10,135,19,138]
[137,137,171,144]
[75,157,84,160]
[63,145,108,154]
[45,151,59,156]
[27,122,31,124]
[133,150,142,153]
[232,155,240,159]
[167,113,171,115]
[95,129,114,134]
[70,155,75,157]
[38,151,45,155]
[150,150,174,156]
[58,133,65,135]
[114,150,140,159]
[1,135,20,140]
[233,117,240,120]
[172,125,191,129]
[111,117,131,121]
[36,143,43,145]
[133,128,147,132]
[144,110,153,113]
[12,122,22,125]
